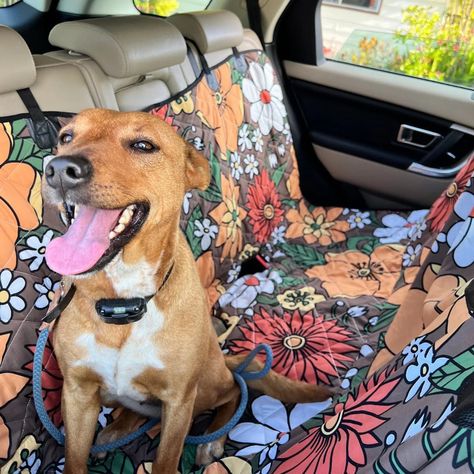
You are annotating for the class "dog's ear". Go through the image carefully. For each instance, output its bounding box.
[185,142,210,191]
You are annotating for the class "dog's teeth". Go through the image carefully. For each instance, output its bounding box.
[119,210,132,225]
[71,218,75,224]
[109,231,117,239]
[74,205,79,218]
[114,223,126,234]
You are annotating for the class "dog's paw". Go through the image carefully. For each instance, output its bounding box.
[195,440,225,466]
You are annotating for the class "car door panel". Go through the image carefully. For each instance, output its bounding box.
[275,1,474,209]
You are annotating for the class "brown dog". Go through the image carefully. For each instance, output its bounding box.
[42,109,331,474]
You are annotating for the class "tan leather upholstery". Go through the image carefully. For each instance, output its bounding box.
[0,26,36,94]
[49,16,187,78]
[169,10,244,54]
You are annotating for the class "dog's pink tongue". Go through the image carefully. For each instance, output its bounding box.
[46,206,122,275]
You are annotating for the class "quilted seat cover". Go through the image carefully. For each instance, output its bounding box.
[0,50,473,474]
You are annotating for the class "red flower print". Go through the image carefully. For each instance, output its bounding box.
[228,309,356,385]
[246,169,284,243]
[428,157,474,232]
[25,334,63,426]
[150,105,178,131]
[274,369,401,474]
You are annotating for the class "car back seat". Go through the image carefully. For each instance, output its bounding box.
[42,11,429,374]
[2,11,474,474]
[47,15,196,111]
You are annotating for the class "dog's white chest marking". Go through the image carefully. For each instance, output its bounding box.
[105,253,159,298]
[74,300,165,417]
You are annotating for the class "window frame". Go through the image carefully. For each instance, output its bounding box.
[322,0,382,14]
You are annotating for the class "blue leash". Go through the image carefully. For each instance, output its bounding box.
[33,327,273,453]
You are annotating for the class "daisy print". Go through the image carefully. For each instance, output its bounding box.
[19,229,55,271]
[0,269,26,323]
[242,62,287,135]
[244,154,259,179]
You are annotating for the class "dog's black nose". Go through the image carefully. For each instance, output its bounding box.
[45,156,92,189]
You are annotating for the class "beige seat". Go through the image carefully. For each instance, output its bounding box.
[47,16,195,112]
[169,10,262,68]
[0,25,95,117]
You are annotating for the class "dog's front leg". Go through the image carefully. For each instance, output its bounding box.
[62,375,101,474]
[152,387,197,474]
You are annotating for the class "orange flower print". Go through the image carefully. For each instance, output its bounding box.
[286,148,302,200]
[306,245,405,298]
[286,202,349,246]
[195,251,224,308]
[0,122,42,269]
[209,175,247,261]
[0,332,29,459]
[196,63,244,154]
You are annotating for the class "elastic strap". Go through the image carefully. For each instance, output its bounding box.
[17,88,58,149]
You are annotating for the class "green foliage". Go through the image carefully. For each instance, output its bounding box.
[279,243,325,268]
[339,0,474,88]
[88,450,135,473]
[198,149,221,203]
[185,205,204,258]
[430,345,474,393]
[394,0,474,87]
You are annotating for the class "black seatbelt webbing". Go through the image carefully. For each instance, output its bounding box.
[246,0,264,45]
[17,88,58,149]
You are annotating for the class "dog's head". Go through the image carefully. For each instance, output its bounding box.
[43,108,210,276]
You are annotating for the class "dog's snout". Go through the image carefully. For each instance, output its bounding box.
[45,155,92,189]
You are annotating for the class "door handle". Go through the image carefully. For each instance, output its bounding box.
[397,124,442,149]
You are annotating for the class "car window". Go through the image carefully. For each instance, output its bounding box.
[134,0,210,16]
[321,0,474,89]
[0,0,21,6]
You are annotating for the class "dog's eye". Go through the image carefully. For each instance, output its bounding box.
[60,132,73,144]
[131,140,157,153]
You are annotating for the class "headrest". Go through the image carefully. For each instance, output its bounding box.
[0,26,36,94]
[169,11,244,54]
[49,16,187,78]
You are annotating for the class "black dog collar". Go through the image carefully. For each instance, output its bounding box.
[42,262,174,325]
[95,262,174,325]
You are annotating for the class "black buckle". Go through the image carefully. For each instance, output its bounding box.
[95,297,149,325]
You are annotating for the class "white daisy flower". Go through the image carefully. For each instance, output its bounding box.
[0,269,26,323]
[252,129,264,153]
[230,152,243,181]
[244,154,259,179]
[34,277,60,310]
[242,62,287,135]
[19,230,55,271]
[194,218,218,251]
[238,124,253,152]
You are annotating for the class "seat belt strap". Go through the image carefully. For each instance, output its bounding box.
[246,0,264,45]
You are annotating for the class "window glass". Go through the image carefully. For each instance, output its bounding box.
[321,0,474,89]
[0,0,21,7]
[134,0,209,17]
